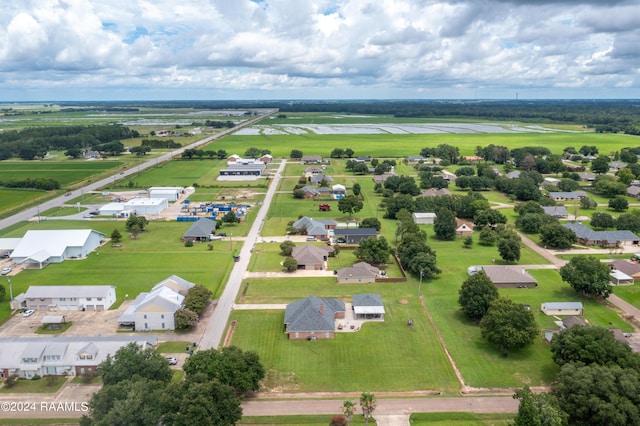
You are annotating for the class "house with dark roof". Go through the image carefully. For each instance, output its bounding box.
[292,245,334,270]
[284,296,345,339]
[627,186,640,198]
[405,155,428,163]
[562,316,588,329]
[182,217,216,242]
[609,161,628,172]
[355,156,371,163]
[542,206,569,218]
[304,166,323,177]
[352,294,385,320]
[310,173,333,185]
[301,155,323,164]
[609,259,640,281]
[578,172,596,182]
[563,223,640,247]
[300,185,320,198]
[481,266,538,288]
[336,262,380,284]
[292,217,336,240]
[546,191,586,202]
[333,228,377,244]
[373,173,395,183]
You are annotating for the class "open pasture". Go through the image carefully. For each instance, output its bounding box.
[0,161,123,187]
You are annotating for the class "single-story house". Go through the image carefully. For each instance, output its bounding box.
[541,177,560,188]
[609,161,628,172]
[562,316,588,329]
[541,302,584,316]
[182,217,217,242]
[546,191,586,202]
[542,206,569,218]
[352,294,385,320]
[481,265,538,288]
[333,228,377,244]
[405,155,428,163]
[463,155,483,164]
[117,276,195,331]
[505,170,521,179]
[11,229,105,269]
[292,245,334,270]
[627,186,640,198]
[148,187,184,202]
[301,155,323,164]
[372,173,396,184]
[420,188,451,197]
[355,156,371,163]
[456,219,474,236]
[610,269,634,285]
[0,336,156,379]
[336,262,380,284]
[609,259,640,281]
[304,166,323,177]
[578,172,596,182]
[219,162,266,177]
[564,223,640,247]
[11,285,116,311]
[299,185,320,198]
[412,212,436,225]
[292,216,336,240]
[441,170,457,182]
[284,296,345,340]
[311,173,333,185]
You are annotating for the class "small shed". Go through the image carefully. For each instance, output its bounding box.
[610,269,634,285]
[352,294,385,320]
[41,315,66,330]
[412,212,436,225]
[541,302,583,316]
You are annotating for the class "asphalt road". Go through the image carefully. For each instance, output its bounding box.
[198,159,287,349]
[0,110,276,232]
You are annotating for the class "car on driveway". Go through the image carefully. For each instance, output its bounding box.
[1,267,11,275]
[23,310,35,317]
[166,356,177,365]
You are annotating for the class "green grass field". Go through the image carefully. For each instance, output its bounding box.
[0,161,123,187]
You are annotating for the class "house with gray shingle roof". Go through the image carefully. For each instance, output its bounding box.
[310,173,333,185]
[292,216,336,240]
[337,262,380,284]
[563,222,640,247]
[627,186,640,198]
[182,217,216,242]
[292,245,334,270]
[284,296,345,339]
[481,266,538,288]
[542,206,569,218]
[547,191,586,201]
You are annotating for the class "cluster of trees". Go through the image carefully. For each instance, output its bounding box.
[589,210,640,234]
[280,241,299,272]
[420,144,460,165]
[330,147,355,158]
[82,344,263,425]
[244,147,271,158]
[140,139,182,149]
[381,175,420,196]
[513,325,640,425]
[559,256,612,298]
[176,285,213,329]
[384,191,490,221]
[203,120,235,128]
[346,158,395,175]
[290,149,303,159]
[395,209,441,278]
[354,236,391,265]
[458,274,538,354]
[125,215,148,238]
[0,124,139,161]
[0,178,60,191]
[181,148,228,160]
[338,195,363,216]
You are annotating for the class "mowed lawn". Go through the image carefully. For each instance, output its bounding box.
[0,161,123,187]
[0,188,52,215]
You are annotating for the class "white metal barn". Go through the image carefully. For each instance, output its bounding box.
[10,230,105,268]
[149,187,183,202]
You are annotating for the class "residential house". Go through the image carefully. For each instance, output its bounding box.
[352,294,385,320]
[562,316,588,329]
[153,275,196,296]
[182,217,216,242]
[610,269,634,285]
[463,155,483,164]
[609,259,640,282]
[441,170,457,182]
[333,228,377,244]
[455,219,474,236]
[300,185,320,198]
[310,173,333,185]
[481,266,538,288]
[372,173,396,184]
[11,229,105,269]
[542,206,569,218]
[292,216,336,240]
[336,262,380,284]
[578,172,596,182]
[405,155,428,163]
[505,170,521,179]
[301,155,323,164]
[564,223,640,247]
[292,245,334,270]
[627,186,640,198]
[117,276,195,331]
[303,166,323,177]
[11,285,116,312]
[284,296,345,340]
[547,191,586,202]
[355,156,371,163]
[412,212,436,225]
[609,161,628,172]
[420,188,451,197]
[541,302,584,316]
[0,336,156,379]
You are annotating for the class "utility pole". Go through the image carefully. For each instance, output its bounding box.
[229,233,232,251]
[418,270,424,297]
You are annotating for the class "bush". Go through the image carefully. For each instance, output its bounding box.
[184,240,194,247]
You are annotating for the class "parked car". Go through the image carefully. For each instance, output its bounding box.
[306,236,317,241]
[23,310,35,317]
[1,267,11,275]
[166,356,177,365]
[335,238,346,244]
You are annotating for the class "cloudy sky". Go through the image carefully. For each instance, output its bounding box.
[0,0,638,101]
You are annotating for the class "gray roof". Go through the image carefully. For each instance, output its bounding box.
[548,191,586,199]
[562,316,587,328]
[284,296,345,333]
[292,245,334,266]
[542,206,569,216]
[482,266,537,284]
[542,302,583,310]
[506,170,521,179]
[627,186,640,196]
[333,228,377,236]
[292,216,332,236]
[182,217,216,238]
[421,188,451,197]
[310,173,333,184]
[352,293,383,307]
[564,222,640,244]
[23,285,114,299]
[337,262,379,280]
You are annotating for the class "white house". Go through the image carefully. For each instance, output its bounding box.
[11,230,105,268]
[0,336,156,379]
[117,276,195,331]
[12,285,116,311]
[541,302,584,316]
[412,212,436,225]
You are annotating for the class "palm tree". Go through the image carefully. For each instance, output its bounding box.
[341,399,356,425]
[359,392,377,426]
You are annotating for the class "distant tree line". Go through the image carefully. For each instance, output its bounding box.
[140,139,182,149]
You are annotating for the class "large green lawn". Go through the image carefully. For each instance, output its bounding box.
[0,161,123,187]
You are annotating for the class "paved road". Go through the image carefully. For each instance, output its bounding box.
[0,110,276,232]
[198,159,287,349]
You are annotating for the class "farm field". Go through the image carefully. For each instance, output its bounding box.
[0,161,123,187]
